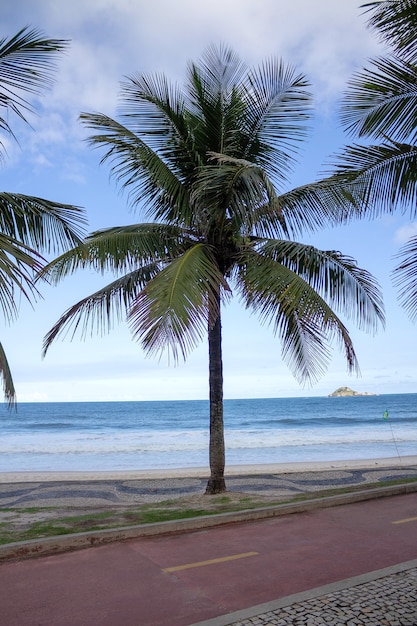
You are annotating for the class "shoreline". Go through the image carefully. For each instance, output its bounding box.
[1,455,416,483]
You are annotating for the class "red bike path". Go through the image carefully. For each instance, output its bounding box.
[0,492,416,625]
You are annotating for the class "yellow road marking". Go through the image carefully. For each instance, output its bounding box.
[392,516,417,525]
[162,551,259,572]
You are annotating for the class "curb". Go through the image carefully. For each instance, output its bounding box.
[1,481,416,562]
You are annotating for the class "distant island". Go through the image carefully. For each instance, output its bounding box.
[328,386,377,397]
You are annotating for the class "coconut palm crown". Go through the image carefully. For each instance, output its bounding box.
[330,1,417,317]
[42,45,384,493]
[0,27,86,405]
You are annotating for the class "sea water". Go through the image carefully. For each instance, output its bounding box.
[0,394,416,472]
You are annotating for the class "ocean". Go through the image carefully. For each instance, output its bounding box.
[0,394,416,472]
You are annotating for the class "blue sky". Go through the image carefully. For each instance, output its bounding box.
[2,0,417,402]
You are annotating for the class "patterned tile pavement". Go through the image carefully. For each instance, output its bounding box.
[0,466,416,507]
[1,467,416,625]
[192,561,417,626]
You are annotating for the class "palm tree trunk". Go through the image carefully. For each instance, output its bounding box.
[205,293,226,494]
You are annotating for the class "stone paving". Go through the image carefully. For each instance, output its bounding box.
[230,570,417,625]
[1,466,416,507]
[197,565,417,626]
[2,467,417,625]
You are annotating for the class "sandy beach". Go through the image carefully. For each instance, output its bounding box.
[1,455,416,483]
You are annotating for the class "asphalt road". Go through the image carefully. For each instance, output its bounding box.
[1,492,416,625]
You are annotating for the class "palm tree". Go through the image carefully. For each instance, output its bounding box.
[330,1,417,316]
[42,45,384,493]
[362,0,417,62]
[0,27,86,404]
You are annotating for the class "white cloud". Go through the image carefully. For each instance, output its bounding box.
[51,40,120,114]
[6,0,380,112]
[394,222,417,244]
[114,0,380,106]
[32,153,53,168]
[4,0,416,404]
[3,0,382,178]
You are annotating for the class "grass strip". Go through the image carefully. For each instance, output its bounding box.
[1,477,416,546]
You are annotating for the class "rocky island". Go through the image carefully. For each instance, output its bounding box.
[328,386,377,397]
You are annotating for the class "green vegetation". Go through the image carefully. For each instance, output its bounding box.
[42,44,384,494]
[0,27,86,405]
[334,1,417,318]
[0,495,261,545]
[1,478,415,546]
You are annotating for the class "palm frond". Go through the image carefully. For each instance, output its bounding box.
[128,244,229,360]
[0,341,16,407]
[42,267,156,357]
[393,234,417,321]
[280,304,358,385]
[188,44,249,102]
[275,178,361,237]
[237,251,361,383]
[341,56,417,141]
[192,152,284,236]
[186,44,247,125]
[243,57,312,186]
[85,223,195,265]
[330,141,417,216]
[0,26,69,153]
[185,44,251,166]
[40,223,194,284]
[0,193,86,252]
[0,232,44,321]
[80,112,191,224]
[119,72,202,178]
[257,239,385,331]
[119,72,185,138]
[362,1,417,62]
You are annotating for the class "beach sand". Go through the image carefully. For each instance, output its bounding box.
[1,455,416,483]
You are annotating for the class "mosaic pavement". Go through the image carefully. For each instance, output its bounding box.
[0,466,416,507]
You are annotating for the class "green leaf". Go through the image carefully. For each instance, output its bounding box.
[42,267,157,357]
[329,141,417,216]
[0,232,44,322]
[362,1,417,62]
[257,239,385,331]
[341,56,417,141]
[128,244,229,360]
[45,44,385,391]
[0,341,16,407]
[0,193,86,253]
[40,223,194,282]
[393,234,417,321]
[0,26,69,155]
[237,251,362,383]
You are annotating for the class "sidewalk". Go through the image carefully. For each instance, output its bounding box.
[1,464,417,507]
[0,485,416,625]
[192,560,417,625]
[1,464,416,564]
